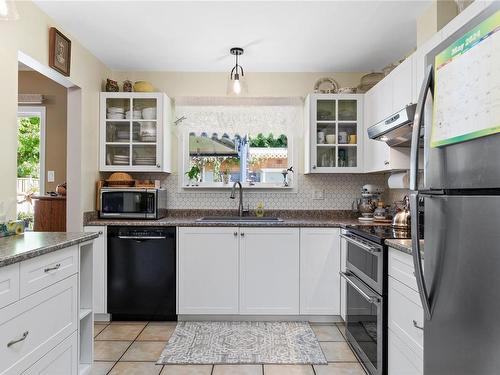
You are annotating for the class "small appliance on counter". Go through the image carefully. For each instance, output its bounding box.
[99,187,167,219]
[356,184,384,221]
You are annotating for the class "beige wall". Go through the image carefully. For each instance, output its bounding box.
[417,0,460,46]
[0,1,110,220]
[18,70,67,192]
[111,71,365,98]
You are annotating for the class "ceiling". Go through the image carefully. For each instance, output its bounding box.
[34,1,431,72]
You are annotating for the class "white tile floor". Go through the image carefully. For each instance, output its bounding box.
[92,321,366,375]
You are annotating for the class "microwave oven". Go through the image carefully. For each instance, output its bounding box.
[99,188,167,219]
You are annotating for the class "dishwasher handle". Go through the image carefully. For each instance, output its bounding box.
[117,235,167,240]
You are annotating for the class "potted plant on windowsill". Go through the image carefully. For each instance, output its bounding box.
[185,165,201,186]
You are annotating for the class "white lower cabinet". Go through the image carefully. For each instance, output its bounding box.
[84,226,107,317]
[388,248,424,375]
[178,227,239,314]
[239,228,299,315]
[300,228,340,315]
[22,332,78,375]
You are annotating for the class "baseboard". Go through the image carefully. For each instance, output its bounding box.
[178,315,343,323]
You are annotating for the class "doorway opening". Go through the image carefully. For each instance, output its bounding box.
[16,106,46,229]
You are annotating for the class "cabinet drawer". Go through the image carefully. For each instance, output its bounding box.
[388,327,423,375]
[388,277,424,356]
[388,248,418,292]
[0,275,78,375]
[22,331,78,375]
[0,263,20,309]
[20,246,78,298]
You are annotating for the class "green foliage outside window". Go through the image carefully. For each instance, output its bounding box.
[249,133,287,148]
[17,117,40,178]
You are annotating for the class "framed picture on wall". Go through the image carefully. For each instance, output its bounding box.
[49,27,71,76]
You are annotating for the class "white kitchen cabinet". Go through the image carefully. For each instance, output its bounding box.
[391,56,414,112]
[178,227,239,314]
[22,332,78,375]
[388,248,423,375]
[388,327,423,375]
[84,226,107,318]
[340,232,347,321]
[99,92,172,172]
[300,228,340,315]
[239,227,299,314]
[305,94,364,173]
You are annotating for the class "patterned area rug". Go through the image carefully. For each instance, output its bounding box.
[157,321,327,365]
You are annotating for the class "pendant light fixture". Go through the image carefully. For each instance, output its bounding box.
[0,0,19,21]
[227,47,248,96]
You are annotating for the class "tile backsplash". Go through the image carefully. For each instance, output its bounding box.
[120,173,388,211]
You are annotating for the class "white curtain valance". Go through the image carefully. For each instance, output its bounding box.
[175,97,303,136]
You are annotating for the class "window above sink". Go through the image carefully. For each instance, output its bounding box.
[176,97,301,189]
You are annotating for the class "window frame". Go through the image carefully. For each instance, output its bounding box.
[179,131,296,191]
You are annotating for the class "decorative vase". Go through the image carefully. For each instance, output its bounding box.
[123,80,132,92]
[105,78,119,92]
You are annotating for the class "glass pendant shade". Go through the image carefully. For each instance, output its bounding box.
[0,0,19,21]
[227,73,248,96]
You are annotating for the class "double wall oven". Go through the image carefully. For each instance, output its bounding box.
[341,228,388,375]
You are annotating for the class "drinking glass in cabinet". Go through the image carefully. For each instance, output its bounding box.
[132,145,157,166]
[338,146,357,168]
[338,123,357,144]
[106,145,130,166]
[317,147,335,168]
[106,98,129,120]
[138,121,157,143]
[317,100,336,121]
[106,122,130,143]
[132,98,157,120]
[338,100,357,121]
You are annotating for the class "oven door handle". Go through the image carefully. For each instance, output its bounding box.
[340,233,381,254]
[340,271,381,305]
[117,236,166,240]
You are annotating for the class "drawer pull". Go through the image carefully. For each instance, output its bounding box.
[44,263,61,273]
[413,320,424,331]
[7,331,29,348]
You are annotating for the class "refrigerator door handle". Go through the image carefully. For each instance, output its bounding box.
[410,192,432,320]
[410,64,434,191]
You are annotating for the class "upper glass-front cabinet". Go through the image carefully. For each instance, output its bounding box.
[305,94,363,173]
[100,92,171,172]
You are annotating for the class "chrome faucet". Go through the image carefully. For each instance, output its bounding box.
[230,181,245,217]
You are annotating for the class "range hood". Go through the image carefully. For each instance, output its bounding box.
[367,104,418,147]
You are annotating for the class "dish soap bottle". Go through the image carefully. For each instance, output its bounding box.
[255,201,265,217]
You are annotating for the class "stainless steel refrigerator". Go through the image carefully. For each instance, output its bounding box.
[409,3,500,374]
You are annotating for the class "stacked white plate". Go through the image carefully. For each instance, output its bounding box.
[112,155,130,165]
[134,156,156,165]
[108,107,125,120]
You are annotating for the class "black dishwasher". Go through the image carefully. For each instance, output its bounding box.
[107,226,176,321]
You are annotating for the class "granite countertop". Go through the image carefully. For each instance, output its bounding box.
[385,239,425,257]
[84,210,389,228]
[0,232,99,268]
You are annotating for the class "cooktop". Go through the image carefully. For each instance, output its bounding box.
[345,224,413,245]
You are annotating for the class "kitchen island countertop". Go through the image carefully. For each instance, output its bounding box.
[0,231,99,268]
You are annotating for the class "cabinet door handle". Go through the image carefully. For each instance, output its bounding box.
[384,160,390,166]
[7,331,29,348]
[240,232,245,237]
[156,164,161,168]
[312,165,317,169]
[98,230,103,235]
[413,320,424,330]
[233,231,238,237]
[44,263,61,273]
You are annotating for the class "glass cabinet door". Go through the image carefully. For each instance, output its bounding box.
[131,97,159,168]
[311,96,360,171]
[103,95,161,170]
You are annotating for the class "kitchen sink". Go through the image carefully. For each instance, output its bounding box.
[196,216,283,223]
